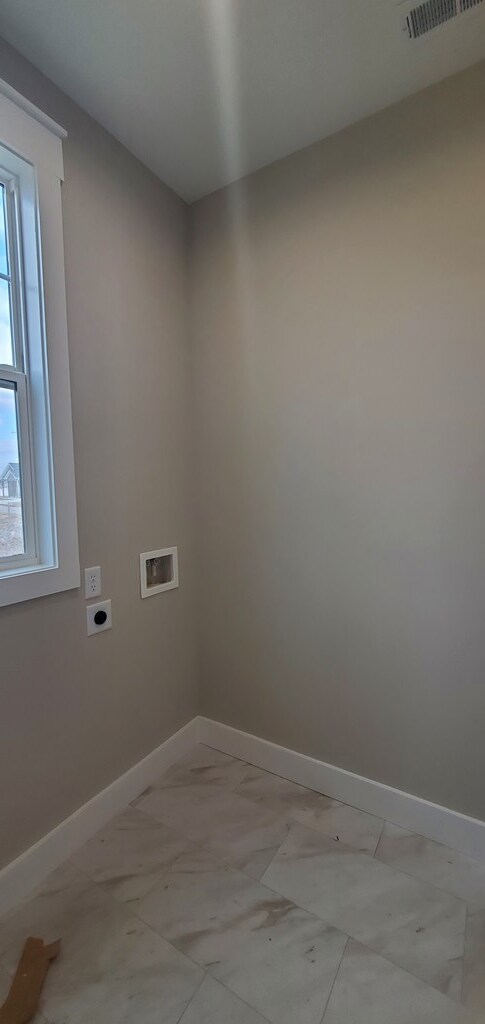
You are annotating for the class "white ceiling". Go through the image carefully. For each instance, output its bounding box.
[0,1,484,202]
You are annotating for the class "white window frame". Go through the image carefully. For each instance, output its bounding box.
[0,80,79,606]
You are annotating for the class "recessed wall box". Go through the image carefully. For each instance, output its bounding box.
[140,546,179,598]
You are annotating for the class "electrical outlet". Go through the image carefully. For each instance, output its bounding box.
[84,566,101,599]
[87,599,112,636]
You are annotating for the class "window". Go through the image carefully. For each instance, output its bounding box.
[1,176,36,566]
[0,80,79,606]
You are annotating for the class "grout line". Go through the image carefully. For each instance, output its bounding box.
[154,772,481,914]
[56,812,227,1001]
[256,822,291,879]
[213,976,274,1024]
[116,840,196,910]
[63,856,212,1008]
[253,866,467,1006]
[201,732,485,864]
[202,738,389,817]
[372,820,386,860]
[5,751,474,1020]
[3,851,466,1024]
[232,782,477,910]
[372,844,476,907]
[461,902,468,1007]
[71,760,472,995]
[175,971,206,1024]
[319,935,349,1024]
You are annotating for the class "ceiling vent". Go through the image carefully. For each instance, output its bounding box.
[403,0,485,36]
[405,0,457,38]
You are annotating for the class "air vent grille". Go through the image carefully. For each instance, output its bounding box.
[406,0,457,37]
[404,0,484,36]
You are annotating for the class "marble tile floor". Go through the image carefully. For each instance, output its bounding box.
[1,744,484,1023]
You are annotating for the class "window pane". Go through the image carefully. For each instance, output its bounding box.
[0,184,8,277]
[0,278,13,365]
[0,383,24,558]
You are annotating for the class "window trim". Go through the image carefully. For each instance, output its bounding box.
[0,80,79,606]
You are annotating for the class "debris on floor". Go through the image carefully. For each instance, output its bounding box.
[0,937,60,1024]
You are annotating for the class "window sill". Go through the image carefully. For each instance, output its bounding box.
[0,558,80,607]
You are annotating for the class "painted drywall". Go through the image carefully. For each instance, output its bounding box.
[190,61,485,820]
[2,36,485,874]
[0,38,197,869]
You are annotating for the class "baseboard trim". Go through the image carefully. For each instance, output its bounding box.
[3,714,485,918]
[0,717,198,917]
[198,717,485,862]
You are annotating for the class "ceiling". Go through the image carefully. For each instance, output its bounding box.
[0,1,484,202]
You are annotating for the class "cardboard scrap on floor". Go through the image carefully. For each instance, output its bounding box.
[0,938,60,1024]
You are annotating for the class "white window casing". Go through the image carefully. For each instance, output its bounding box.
[0,80,79,606]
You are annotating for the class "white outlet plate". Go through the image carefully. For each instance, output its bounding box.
[84,566,101,599]
[86,599,112,636]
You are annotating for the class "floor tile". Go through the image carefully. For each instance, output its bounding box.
[0,963,48,1023]
[155,745,250,791]
[0,862,106,968]
[179,976,269,1024]
[137,845,347,1024]
[235,769,383,854]
[0,862,203,1024]
[376,822,485,907]
[4,749,484,1024]
[462,908,485,1012]
[323,940,478,1024]
[71,806,189,906]
[42,911,202,1024]
[235,768,331,819]
[262,822,466,999]
[135,781,289,879]
[298,800,384,854]
[137,846,257,940]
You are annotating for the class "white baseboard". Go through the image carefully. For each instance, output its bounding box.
[0,717,198,917]
[3,714,485,920]
[198,717,485,863]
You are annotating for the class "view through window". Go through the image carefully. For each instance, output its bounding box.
[0,182,24,558]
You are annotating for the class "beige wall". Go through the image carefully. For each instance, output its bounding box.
[191,62,485,820]
[1,38,485,870]
[0,38,197,869]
